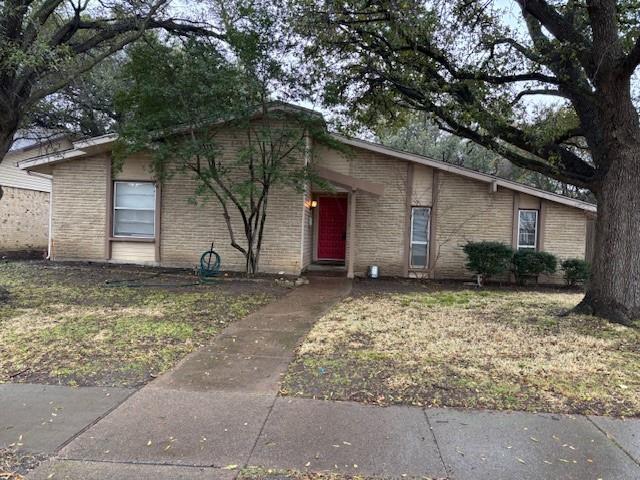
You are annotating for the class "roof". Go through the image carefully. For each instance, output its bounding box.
[15,103,597,213]
[332,134,597,213]
[16,134,117,171]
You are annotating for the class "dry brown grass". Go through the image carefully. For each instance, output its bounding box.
[0,261,279,387]
[282,289,640,416]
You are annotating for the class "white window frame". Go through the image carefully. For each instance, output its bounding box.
[113,181,156,239]
[517,209,539,250]
[410,206,431,269]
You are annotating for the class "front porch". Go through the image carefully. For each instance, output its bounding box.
[304,166,385,279]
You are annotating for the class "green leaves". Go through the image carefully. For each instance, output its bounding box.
[113,1,324,274]
[294,0,612,189]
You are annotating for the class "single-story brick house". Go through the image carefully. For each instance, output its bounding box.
[0,139,60,256]
[16,104,596,282]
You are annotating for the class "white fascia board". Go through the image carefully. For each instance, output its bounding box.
[17,148,89,170]
[71,133,118,150]
[16,133,119,170]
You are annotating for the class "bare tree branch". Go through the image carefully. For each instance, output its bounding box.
[510,88,570,105]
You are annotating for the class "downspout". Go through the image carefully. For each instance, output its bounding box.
[47,189,52,259]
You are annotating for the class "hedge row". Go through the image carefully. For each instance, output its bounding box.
[462,241,590,286]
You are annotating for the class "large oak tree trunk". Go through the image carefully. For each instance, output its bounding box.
[0,113,21,202]
[577,142,640,325]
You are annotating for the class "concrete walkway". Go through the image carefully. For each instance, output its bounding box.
[13,276,640,479]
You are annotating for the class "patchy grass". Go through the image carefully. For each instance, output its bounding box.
[282,286,640,417]
[0,261,282,387]
[239,466,439,480]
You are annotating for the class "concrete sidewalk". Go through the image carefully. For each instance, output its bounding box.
[14,277,640,479]
[0,384,132,454]
[26,396,640,479]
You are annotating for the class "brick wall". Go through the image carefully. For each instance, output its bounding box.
[160,125,305,275]
[541,201,587,284]
[50,157,107,260]
[0,186,49,252]
[161,172,304,274]
[48,125,306,275]
[45,127,589,280]
[433,173,514,279]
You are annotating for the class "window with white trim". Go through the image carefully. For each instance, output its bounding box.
[113,182,156,238]
[410,207,431,268]
[517,209,538,250]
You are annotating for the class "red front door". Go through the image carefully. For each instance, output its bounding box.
[317,196,348,261]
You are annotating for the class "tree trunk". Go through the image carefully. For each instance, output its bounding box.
[0,114,21,202]
[576,142,640,325]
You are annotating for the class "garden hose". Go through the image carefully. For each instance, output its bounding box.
[104,243,221,288]
[198,243,221,284]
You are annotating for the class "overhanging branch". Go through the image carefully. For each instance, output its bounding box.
[621,35,640,76]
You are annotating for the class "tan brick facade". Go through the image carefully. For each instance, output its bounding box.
[159,126,305,274]
[541,201,588,283]
[313,142,589,283]
[50,157,108,261]
[0,186,49,253]
[432,172,515,279]
[41,123,590,281]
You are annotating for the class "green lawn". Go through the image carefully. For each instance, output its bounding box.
[282,285,640,416]
[0,261,281,387]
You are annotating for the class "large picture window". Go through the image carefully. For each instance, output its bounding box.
[517,209,538,250]
[410,207,431,268]
[113,182,156,238]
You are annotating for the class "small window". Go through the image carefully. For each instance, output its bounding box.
[518,209,538,250]
[113,182,156,238]
[410,207,431,268]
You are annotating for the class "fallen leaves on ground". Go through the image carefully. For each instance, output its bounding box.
[282,287,640,416]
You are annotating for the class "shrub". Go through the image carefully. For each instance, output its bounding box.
[463,241,514,283]
[512,250,558,284]
[561,258,591,287]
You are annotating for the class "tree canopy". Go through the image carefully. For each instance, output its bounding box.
[113,1,328,274]
[0,0,225,160]
[295,0,640,192]
[378,113,595,202]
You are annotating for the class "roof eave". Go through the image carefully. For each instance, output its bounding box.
[332,134,597,214]
[17,133,118,170]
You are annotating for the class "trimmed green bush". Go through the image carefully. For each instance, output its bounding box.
[463,241,514,282]
[512,250,558,284]
[561,258,591,287]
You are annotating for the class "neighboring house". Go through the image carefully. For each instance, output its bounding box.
[16,104,596,282]
[0,139,64,255]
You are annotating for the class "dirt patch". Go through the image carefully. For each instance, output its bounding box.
[351,276,582,298]
[0,447,47,479]
[281,288,640,417]
[0,250,46,261]
[0,287,9,304]
[0,261,287,387]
